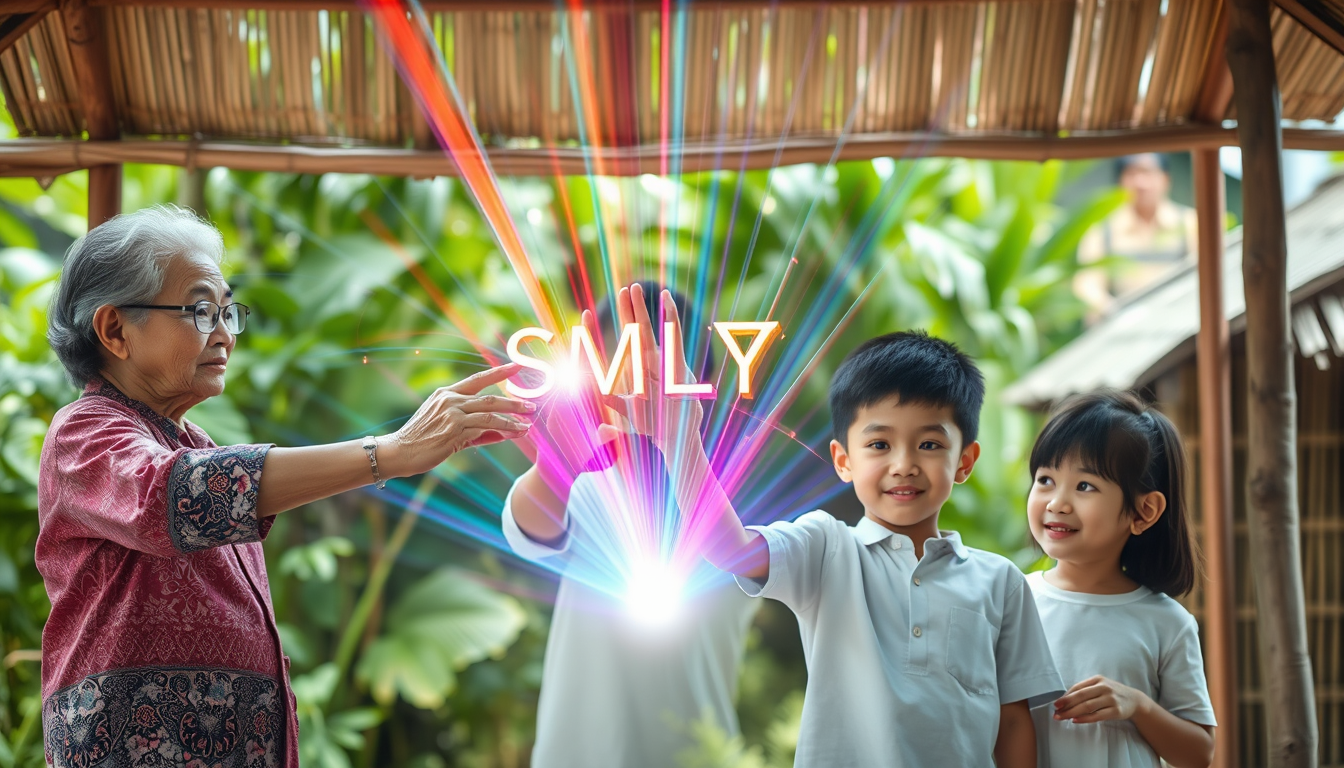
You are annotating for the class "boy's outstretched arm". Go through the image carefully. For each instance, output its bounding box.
[667,436,769,579]
[604,283,769,579]
[508,462,575,547]
[507,308,612,547]
[993,700,1036,768]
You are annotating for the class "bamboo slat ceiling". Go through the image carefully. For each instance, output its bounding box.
[3,2,1344,162]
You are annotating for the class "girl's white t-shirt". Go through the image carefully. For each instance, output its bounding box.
[1026,570,1217,768]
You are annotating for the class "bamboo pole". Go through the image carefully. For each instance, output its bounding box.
[1193,147,1238,768]
[1225,0,1319,765]
[61,0,120,227]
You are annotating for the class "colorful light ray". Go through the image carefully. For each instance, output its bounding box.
[356,1,946,610]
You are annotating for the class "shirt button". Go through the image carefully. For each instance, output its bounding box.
[912,626,922,638]
[893,540,902,549]
[913,577,921,586]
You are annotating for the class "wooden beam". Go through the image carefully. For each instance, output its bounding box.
[7,127,1344,177]
[1193,147,1238,768]
[0,5,54,55]
[1225,1,1318,768]
[0,126,1339,177]
[61,0,121,227]
[0,1,57,13]
[85,0,1074,8]
[1275,0,1344,57]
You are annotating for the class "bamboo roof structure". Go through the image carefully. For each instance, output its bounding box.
[6,0,1344,177]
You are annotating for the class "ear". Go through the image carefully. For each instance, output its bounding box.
[954,440,981,484]
[1130,491,1167,535]
[830,439,853,483]
[91,305,132,361]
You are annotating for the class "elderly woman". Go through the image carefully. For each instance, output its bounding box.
[36,205,532,768]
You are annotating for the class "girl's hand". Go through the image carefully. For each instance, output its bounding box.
[1053,675,1150,724]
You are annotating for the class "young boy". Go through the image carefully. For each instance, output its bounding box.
[617,288,1064,767]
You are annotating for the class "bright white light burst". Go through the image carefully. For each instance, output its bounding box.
[623,561,683,627]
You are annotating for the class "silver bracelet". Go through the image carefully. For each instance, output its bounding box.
[361,436,386,490]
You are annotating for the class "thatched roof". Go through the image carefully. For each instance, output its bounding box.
[1004,173,1344,410]
[5,0,1344,176]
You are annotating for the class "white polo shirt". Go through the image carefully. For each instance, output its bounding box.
[502,469,758,768]
[738,511,1065,768]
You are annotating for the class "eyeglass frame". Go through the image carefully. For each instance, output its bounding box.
[118,300,251,334]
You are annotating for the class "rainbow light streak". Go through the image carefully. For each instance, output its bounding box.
[360,1,943,607]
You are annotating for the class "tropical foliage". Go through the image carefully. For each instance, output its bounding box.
[0,104,1118,765]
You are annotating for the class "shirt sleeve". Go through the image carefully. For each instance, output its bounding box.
[500,473,573,561]
[41,403,273,557]
[1157,611,1217,726]
[995,569,1066,708]
[733,510,836,613]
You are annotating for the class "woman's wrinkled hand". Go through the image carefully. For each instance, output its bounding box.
[380,363,535,478]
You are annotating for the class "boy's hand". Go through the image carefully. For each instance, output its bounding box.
[1053,675,1148,723]
[603,284,706,458]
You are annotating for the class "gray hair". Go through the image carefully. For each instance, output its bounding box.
[48,205,226,388]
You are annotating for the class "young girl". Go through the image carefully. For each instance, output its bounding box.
[1026,390,1216,768]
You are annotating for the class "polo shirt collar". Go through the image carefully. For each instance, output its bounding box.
[855,516,970,561]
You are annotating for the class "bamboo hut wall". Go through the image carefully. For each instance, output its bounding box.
[4,0,1337,150]
[1159,318,1344,768]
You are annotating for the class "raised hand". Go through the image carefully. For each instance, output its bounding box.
[381,363,535,478]
[518,308,620,479]
[602,283,705,458]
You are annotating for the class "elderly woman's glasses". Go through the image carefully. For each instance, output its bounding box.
[120,300,250,334]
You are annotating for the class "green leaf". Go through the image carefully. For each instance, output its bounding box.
[288,234,426,322]
[0,418,46,487]
[185,395,254,446]
[328,707,384,733]
[0,208,37,250]
[355,567,526,709]
[1032,188,1127,270]
[983,199,1035,305]
[292,662,340,708]
[280,537,354,582]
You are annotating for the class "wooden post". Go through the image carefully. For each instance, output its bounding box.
[61,0,120,227]
[1225,0,1319,766]
[1193,147,1238,768]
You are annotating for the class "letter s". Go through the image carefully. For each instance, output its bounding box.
[504,327,556,398]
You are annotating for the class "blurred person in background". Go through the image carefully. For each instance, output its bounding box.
[1076,153,1199,322]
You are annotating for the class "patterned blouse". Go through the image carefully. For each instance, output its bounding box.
[36,380,299,768]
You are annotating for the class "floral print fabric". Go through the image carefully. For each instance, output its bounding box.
[43,667,283,768]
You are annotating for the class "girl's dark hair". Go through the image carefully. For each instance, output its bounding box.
[1029,389,1198,597]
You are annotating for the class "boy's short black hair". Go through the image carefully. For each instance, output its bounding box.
[828,330,985,447]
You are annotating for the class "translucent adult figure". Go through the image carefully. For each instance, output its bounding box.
[1076,153,1199,322]
[503,283,758,768]
[37,205,532,768]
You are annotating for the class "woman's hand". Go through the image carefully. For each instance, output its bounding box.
[1053,675,1148,723]
[380,363,535,479]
